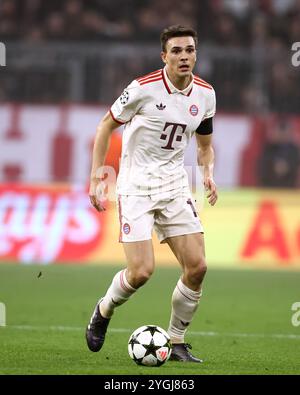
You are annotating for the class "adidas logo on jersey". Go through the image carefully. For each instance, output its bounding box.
[156,103,166,110]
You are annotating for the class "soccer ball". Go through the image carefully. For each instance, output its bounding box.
[128,325,172,367]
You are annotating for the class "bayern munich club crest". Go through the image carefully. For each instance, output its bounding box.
[189,104,198,116]
[123,223,131,234]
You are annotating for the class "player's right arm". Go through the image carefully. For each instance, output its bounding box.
[89,112,121,212]
[90,80,141,211]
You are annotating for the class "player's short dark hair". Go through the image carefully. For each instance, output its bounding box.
[160,25,198,52]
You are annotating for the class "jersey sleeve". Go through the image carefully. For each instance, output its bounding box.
[203,87,216,120]
[195,87,216,135]
[110,80,142,124]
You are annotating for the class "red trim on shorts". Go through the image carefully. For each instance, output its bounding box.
[118,195,123,242]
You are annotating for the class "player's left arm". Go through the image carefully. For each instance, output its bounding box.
[195,132,218,206]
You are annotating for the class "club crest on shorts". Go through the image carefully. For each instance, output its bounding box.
[120,89,129,105]
[123,223,131,234]
[189,104,198,116]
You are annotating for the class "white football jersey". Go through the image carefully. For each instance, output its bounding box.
[110,67,216,196]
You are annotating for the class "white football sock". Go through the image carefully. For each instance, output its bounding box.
[168,278,202,344]
[99,269,136,318]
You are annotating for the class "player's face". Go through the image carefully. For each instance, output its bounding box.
[161,36,196,79]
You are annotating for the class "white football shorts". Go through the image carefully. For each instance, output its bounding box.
[116,193,203,243]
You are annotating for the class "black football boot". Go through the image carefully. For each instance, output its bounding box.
[85,299,110,352]
[169,343,203,363]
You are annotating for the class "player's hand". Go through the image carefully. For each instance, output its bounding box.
[89,177,106,212]
[204,177,218,206]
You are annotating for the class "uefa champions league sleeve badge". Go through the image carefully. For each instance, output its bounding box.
[120,89,129,105]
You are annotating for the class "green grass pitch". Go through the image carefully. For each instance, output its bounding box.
[0,263,300,375]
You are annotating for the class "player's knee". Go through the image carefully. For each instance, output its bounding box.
[187,257,207,285]
[127,266,153,288]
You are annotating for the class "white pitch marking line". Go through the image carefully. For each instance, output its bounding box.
[4,325,300,340]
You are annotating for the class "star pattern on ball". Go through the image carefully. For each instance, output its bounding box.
[128,325,172,366]
[143,338,162,358]
[144,325,159,336]
[129,335,140,345]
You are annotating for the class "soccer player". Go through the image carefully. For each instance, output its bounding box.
[86,25,217,362]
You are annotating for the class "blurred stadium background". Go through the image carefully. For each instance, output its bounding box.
[0,0,300,376]
[0,0,299,269]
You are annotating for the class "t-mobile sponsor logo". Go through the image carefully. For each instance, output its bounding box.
[160,122,187,150]
[0,42,6,66]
